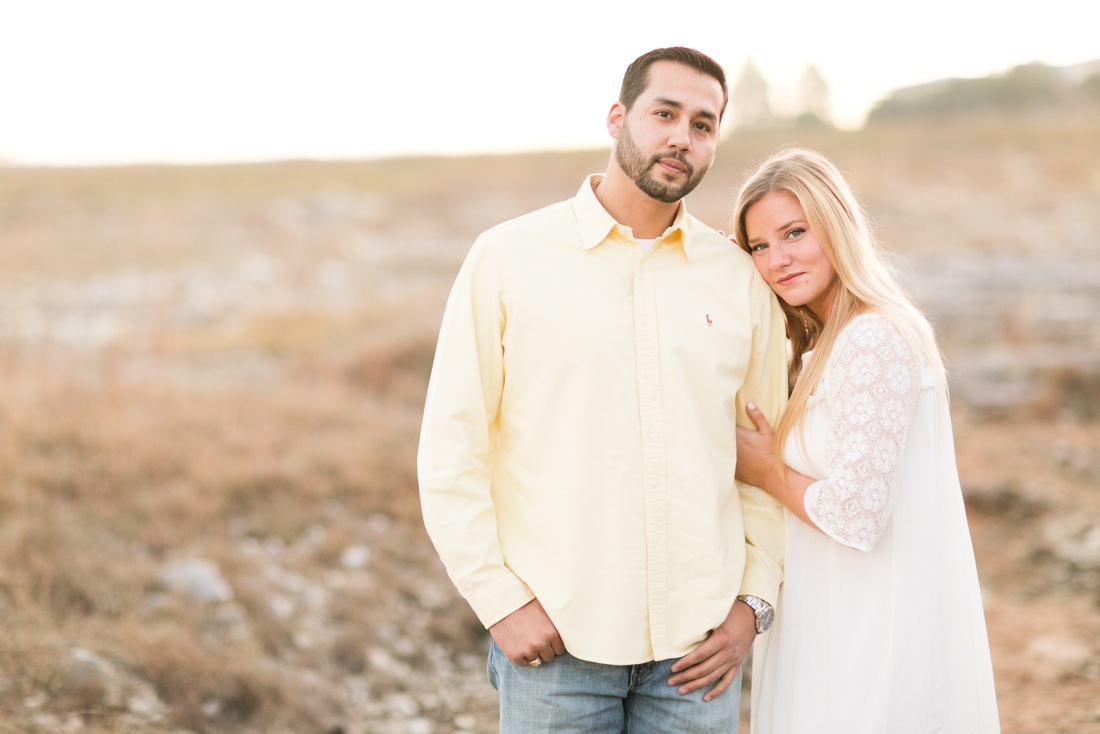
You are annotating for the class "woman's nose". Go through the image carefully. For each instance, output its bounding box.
[769,244,791,268]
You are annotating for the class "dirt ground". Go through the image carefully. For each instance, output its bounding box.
[0,117,1097,732]
[955,415,1100,733]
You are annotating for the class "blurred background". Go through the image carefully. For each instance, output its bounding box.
[1,2,1098,733]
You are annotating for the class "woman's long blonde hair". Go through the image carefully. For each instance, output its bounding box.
[731,147,945,454]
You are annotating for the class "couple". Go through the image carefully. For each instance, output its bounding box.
[418,47,1000,733]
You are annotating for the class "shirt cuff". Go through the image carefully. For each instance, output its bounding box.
[466,571,536,628]
[737,560,780,608]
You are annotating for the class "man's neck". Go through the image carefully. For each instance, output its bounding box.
[593,166,681,240]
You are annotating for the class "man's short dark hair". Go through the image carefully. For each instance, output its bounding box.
[619,47,728,119]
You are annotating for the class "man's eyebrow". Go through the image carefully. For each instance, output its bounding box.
[652,97,718,123]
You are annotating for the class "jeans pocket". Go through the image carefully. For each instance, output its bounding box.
[486,638,500,690]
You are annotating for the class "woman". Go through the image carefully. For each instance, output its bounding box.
[732,148,999,732]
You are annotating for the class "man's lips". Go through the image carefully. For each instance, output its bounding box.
[655,158,687,175]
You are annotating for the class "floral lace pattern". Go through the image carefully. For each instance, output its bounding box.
[804,314,920,551]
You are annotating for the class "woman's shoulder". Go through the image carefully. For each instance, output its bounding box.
[828,311,940,392]
[835,312,909,354]
[833,311,927,375]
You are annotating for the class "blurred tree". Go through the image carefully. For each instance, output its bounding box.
[731,58,773,130]
[1076,73,1100,105]
[868,62,1080,123]
[1000,62,1068,108]
[797,64,833,126]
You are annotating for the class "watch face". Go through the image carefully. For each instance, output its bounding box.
[758,605,774,632]
[739,595,774,633]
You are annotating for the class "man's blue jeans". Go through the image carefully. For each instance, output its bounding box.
[487,640,742,733]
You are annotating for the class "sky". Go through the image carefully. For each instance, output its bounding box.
[1,0,1097,166]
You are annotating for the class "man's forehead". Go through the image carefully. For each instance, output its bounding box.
[637,62,724,112]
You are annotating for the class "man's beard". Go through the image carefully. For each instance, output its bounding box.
[615,123,709,203]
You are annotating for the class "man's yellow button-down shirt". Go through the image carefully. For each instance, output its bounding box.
[419,175,787,665]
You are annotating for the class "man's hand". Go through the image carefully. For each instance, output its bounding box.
[667,599,756,701]
[488,599,566,667]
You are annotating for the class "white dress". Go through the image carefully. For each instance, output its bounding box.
[751,313,1000,733]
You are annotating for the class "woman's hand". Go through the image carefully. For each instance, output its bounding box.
[737,401,819,525]
[735,401,777,491]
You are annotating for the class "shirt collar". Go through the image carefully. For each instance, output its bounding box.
[574,174,695,261]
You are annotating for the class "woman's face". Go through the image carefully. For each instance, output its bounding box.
[744,190,838,323]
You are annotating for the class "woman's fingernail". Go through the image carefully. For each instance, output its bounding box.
[747,402,756,410]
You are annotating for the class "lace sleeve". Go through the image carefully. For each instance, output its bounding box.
[803,315,920,551]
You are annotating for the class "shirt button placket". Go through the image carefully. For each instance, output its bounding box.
[633,259,668,655]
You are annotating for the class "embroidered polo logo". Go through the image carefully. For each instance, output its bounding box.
[705,314,713,326]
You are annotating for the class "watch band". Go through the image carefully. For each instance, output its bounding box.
[736,594,775,634]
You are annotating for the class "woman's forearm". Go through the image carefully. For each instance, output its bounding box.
[761,465,819,530]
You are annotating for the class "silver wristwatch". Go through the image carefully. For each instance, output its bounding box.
[736,595,774,634]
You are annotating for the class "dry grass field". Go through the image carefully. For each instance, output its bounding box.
[0,115,1098,733]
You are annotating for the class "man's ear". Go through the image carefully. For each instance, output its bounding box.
[606,102,626,140]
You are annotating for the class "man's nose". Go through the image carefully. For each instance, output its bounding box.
[668,120,692,150]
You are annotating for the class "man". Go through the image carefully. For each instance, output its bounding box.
[418,47,787,732]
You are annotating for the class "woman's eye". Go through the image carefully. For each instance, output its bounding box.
[787,228,805,239]
[750,243,768,253]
